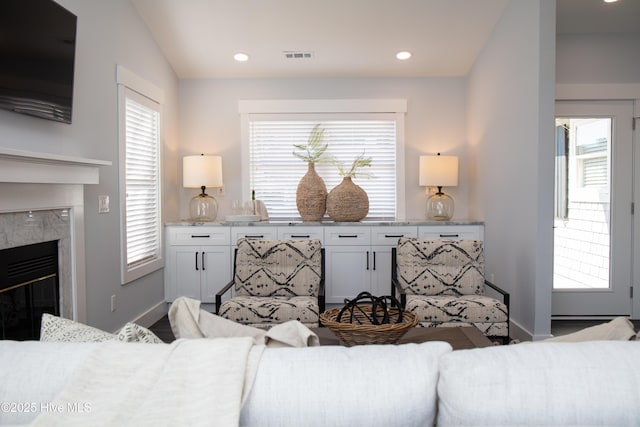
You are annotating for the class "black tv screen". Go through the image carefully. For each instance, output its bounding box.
[0,0,77,124]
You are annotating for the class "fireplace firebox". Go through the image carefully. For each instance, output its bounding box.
[0,240,60,340]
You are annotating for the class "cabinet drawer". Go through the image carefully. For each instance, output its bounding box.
[418,225,484,241]
[324,226,371,245]
[231,226,278,244]
[277,226,324,243]
[168,227,231,245]
[371,226,417,246]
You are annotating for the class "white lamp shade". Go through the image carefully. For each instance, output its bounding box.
[183,155,223,188]
[419,155,458,187]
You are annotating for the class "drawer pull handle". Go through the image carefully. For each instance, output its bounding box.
[291,234,311,238]
[439,234,460,238]
[384,234,404,238]
[244,235,264,239]
[338,234,359,238]
[191,234,211,238]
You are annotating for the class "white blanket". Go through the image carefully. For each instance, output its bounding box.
[169,296,320,347]
[31,338,263,427]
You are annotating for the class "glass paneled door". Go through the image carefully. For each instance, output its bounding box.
[553,101,634,317]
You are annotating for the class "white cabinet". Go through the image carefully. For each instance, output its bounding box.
[324,226,417,303]
[164,227,231,303]
[164,222,483,305]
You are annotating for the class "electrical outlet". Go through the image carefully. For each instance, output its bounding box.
[110,295,116,312]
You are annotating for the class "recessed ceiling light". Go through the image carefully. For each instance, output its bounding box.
[396,51,412,60]
[603,0,618,3]
[233,53,249,62]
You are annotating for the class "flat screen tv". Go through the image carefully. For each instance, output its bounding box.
[0,0,77,124]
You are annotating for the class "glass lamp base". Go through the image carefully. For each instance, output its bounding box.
[426,192,454,221]
[189,193,218,221]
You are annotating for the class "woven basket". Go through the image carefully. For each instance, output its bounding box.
[326,177,369,222]
[320,305,418,346]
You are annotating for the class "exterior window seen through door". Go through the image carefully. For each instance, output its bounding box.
[554,117,611,290]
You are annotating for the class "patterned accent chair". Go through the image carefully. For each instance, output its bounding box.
[392,237,510,343]
[215,238,325,329]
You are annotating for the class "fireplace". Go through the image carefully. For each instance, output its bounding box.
[0,241,60,340]
[0,147,111,326]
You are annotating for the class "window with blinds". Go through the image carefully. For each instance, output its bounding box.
[117,67,164,284]
[249,118,398,220]
[124,94,160,265]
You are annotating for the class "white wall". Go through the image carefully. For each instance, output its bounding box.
[467,0,556,340]
[556,34,640,84]
[171,77,470,222]
[0,0,179,332]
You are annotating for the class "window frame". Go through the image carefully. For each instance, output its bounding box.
[117,65,164,284]
[239,99,407,220]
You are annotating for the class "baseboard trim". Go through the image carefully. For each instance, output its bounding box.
[132,301,168,329]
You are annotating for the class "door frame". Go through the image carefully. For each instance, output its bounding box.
[556,83,640,319]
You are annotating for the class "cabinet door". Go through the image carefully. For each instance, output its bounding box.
[325,246,371,304]
[165,245,201,302]
[370,246,394,297]
[200,246,232,303]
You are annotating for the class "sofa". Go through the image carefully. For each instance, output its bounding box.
[1,337,639,426]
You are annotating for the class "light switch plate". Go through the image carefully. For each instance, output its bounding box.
[98,195,110,213]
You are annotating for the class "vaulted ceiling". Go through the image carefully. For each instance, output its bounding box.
[131,0,639,79]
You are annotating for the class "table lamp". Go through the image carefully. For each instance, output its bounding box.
[419,153,458,221]
[183,154,223,221]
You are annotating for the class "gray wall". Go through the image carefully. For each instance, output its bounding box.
[0,0,179,332]
[467,0,556,340]
[172,77,470,222]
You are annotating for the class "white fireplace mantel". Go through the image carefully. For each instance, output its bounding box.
[0,147,111,185]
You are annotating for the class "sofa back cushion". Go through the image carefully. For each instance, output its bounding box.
[437,341,640,426]
[242,341,452,427]
[396,237,484,296]
[234,238,322,297]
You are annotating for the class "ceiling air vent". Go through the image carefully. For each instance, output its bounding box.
[283,51,313,60]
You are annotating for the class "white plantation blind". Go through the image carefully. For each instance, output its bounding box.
[117,66,164,285]
[249,117,397,220]
[124,95,161,267]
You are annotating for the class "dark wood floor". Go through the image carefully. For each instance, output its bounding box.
[149,315,175,343]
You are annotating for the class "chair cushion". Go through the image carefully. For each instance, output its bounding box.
[396,238,484,296]
[219,296,319,327]
[234,239,322,297]
[406,294,508,324]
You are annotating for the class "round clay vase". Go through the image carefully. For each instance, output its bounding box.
[326,177,369,222]
[296,162,327,221]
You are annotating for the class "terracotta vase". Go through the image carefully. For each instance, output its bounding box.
[326,177,369,222]
[296,162,327,221]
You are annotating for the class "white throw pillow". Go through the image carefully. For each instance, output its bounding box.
[40,313,116,342]
[437,341,640,426]
[241,341,452,427]
[40,314,163,343]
